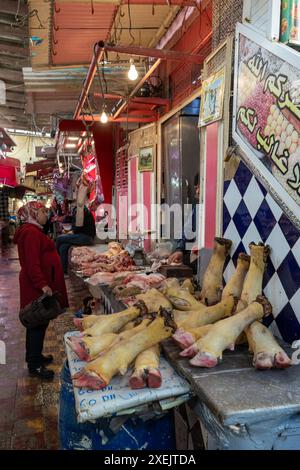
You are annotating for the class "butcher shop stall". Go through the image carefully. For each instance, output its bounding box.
[59,18,300,452]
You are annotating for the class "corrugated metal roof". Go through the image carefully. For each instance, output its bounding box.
[52,2,117,65]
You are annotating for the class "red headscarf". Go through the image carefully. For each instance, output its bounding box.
[17,201,45,228]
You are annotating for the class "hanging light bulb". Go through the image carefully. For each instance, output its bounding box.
[128,58,138,81]
[100,109,108,124]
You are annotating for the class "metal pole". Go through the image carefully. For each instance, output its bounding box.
[73,44,104,120]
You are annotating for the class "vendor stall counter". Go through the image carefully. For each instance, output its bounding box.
[162,339,300,450]
[89,285,300,450]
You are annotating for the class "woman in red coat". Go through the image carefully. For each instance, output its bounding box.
[14,202,69,379]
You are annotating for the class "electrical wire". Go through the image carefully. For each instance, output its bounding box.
[101,56,108,95]
[94,43,105,102]
[127,1,135,45]
[14,9,46,29]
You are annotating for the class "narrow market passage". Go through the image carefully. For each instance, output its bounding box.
[0,245,90,450]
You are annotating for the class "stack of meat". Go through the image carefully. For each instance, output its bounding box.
[68,237,291,391]
[111,273,166,302]
[71,242,139,277]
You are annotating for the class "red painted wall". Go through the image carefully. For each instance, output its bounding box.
[93,122,114,204]
[204,122,219,249]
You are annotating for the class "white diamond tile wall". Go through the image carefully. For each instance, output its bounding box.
[223,160,300,343]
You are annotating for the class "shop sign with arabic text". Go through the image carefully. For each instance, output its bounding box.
[233,24,300,225]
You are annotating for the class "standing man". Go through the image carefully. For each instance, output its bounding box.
[56,205,96,275]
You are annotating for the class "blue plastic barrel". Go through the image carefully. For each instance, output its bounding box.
[59,361,176,450]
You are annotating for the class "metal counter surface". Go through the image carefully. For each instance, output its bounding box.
[161,339,300,426]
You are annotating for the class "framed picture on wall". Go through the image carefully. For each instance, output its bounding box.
[138,146,153,171]
[198,68,225,127]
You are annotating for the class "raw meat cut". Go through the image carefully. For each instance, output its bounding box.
[173,324,213,350]
[181,278,195,294]
[135,289,172,312]
[221,253,250,300]
[82,303,147,337]
[73,314,99,331]
[246,322,291,370]
[176,294,236,330]
[72,308,176,389]
[235,243,269,313]
[87,272,116,286]
[199,237,232,305]
[166,287,204,311]
[129,345,161,389]
[67,333,117,361]
[181,296,272,368]
[67,318,151,361]
[231,243,287,371]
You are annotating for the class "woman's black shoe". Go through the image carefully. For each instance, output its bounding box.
[28,366,54,380]
[41,354,54,364]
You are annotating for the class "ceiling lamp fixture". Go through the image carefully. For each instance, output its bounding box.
[100,106,108,124]
[128,58,138,81]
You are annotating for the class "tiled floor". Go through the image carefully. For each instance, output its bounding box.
[0,244,90,449]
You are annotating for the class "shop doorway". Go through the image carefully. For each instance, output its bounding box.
[161,98,200,243]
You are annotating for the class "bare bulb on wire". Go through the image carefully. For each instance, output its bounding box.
[128,58,138,81]
[100,110,108,124]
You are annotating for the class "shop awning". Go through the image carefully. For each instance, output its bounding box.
[0,156,21,187]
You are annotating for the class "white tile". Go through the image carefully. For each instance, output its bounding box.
[289,289,300,323]
[265,224,291,269]
[223,180,242,217]
[291,237,300,268]
[265,193,283,222]
[269,321,283,340]
[223,220,242,257]
[263,273,289,317]
[243,178,265,219]
[223,259,236,284]
[242,222,262,253]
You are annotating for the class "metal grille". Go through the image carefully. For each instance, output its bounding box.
[204,45,227,78]
[170,41,212,107]
[212,0,243,49]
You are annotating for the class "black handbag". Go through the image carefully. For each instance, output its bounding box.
[19,292,65,329]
